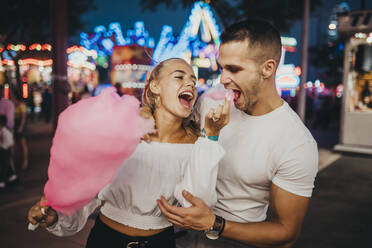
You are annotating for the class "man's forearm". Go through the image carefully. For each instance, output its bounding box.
[221,220,296,248]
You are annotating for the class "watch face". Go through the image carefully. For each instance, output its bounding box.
[205,230,219,240]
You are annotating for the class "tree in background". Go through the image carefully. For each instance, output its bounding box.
[0,0,95,87]
[140,0,322,32]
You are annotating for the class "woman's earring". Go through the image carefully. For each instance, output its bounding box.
[154,96,160,107]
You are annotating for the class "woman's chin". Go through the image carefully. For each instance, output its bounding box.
[176,107,193,118]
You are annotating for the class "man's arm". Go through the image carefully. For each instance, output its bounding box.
[221,183,310,247]
[158,183,310,248]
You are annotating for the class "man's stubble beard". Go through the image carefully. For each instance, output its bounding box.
[241,81,261,115]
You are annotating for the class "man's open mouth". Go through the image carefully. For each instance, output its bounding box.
[232,89,241,103]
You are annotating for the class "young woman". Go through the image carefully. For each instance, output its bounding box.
[28,58,231,248]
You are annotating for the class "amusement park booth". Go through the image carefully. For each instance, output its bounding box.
[334,9,372,154]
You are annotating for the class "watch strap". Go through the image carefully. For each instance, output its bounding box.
[210,215,225,236]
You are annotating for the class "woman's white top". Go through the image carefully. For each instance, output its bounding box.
[47,137,225,236]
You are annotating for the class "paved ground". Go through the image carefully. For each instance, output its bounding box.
[0,121,371,248]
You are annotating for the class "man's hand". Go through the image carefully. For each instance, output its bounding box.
[157,190,215,231]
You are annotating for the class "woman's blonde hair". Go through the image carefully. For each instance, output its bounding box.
[142,58,201,137]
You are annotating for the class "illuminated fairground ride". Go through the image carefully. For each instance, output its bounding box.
[152,1,221,88]
[153,1,302,94]
[80,21,155,99]
[79,1,303,100]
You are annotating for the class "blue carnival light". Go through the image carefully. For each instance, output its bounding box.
[147,38,155,48]
[153,1,222,64]
[94,25,106,33]
[80,21,155,56]
[101,38,114,53]
[110,22,126,46]
[137,38,145,46]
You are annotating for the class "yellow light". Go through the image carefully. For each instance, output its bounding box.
[328,23,337,30]
[195,58,211,68]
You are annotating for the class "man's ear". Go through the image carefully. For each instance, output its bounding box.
[149,80,161,94]
[262,59,277,80]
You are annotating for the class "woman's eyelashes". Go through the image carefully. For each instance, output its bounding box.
[174,75,196,86]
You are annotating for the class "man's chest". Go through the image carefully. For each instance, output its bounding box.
[217,126,280,187]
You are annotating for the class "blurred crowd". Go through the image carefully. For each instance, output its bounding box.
[0,83,56,189]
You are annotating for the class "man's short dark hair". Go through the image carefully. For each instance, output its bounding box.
[221,19,282,64]
[0,115,7,127]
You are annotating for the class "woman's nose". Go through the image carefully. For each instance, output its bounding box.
[184,80,195,88]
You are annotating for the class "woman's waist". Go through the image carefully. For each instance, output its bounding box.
[100,203,172,232]
[99,213,168,237]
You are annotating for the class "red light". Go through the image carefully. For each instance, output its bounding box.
[283,46,297,52]
[294,66,301,76]
[42,44,52,51]
[4,85,9,99]
[7,44,12,50]
[29,44,38,50]
[22,83,28,99]
[66,45,79,54]
[198,78,205,85]
[20,58,53,66]
[2,59,14,66]
[0,47,3,53]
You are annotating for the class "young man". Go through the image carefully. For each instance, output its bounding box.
[157,19,318,248]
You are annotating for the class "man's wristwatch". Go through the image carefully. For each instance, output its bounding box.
[204,215,226,240]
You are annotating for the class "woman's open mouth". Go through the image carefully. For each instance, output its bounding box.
[178,91,194,109]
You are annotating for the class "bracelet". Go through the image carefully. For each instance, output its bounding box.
[207,135,219,141]
[201,128,219,141]
[218,216,226,236]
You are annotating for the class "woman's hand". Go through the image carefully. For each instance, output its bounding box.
[204,96,231,137]
[28,197,58,228]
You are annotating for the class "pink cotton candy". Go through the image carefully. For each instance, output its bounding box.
[44,87,154,215]
[203,87,234,102]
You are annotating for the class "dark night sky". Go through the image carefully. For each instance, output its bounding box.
[77,0,372,78]
[78,0,190,43]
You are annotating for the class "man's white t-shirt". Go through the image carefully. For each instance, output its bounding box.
[197,96,318,223]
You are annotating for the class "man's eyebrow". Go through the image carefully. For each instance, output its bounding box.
[226,64,243,69]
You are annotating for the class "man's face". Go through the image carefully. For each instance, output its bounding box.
[217,40,262,113]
